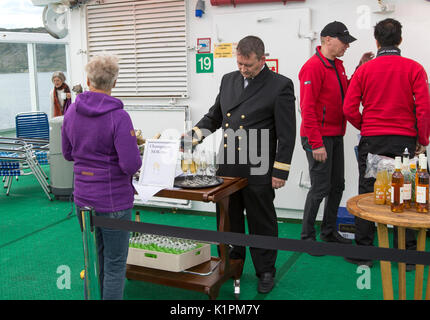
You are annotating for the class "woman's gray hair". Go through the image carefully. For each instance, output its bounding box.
[52,71,66,83]
[85,54,119,91]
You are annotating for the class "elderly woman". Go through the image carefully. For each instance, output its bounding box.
[61,55,142,300]
[50,71,71,117]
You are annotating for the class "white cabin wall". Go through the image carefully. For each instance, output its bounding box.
[68,0,430,219]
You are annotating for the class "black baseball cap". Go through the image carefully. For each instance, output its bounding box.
[320,21,357,44]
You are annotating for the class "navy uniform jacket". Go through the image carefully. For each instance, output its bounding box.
[194,65,296,185]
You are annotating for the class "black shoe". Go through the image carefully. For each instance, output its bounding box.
[258,272,275,294]
[406,264,416,272]
[344,257,373,268]
[321,232,353,244]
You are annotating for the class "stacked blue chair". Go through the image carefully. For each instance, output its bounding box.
[0,152,22,179]
[15,112,49,141]
[35,150,49,165]
[0,141,52,200]
[15,112,50,180]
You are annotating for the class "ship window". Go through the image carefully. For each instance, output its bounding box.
[86,0,188,98]
[0,35,68,131]
[0,43,30,131]
[36,44,68,118]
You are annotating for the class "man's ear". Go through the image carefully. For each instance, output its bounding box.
[87,77,90,87]
[259,55,266,66]
[376,39,381,49]
[112,80,117,89]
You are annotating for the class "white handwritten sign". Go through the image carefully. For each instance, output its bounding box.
[133,139,179,203]
[139,139,179,187]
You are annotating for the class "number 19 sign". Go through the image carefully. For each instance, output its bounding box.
[196,53,214,73]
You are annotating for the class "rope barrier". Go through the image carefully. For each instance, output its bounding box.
[92,214,430,266]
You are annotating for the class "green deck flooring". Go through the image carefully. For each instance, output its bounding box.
[1,170,429,300]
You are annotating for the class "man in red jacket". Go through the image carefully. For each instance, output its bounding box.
[343,18,430,267]
[299,21,372,247]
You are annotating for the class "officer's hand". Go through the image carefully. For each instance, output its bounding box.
[358,52,375,67]
[272,177,285,189]
[312,147,327,162]
[180,132,198,152]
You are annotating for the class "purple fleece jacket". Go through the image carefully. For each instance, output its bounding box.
[62,91,142,213]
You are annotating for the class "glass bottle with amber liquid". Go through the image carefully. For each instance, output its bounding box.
[402,155,412,209]
[416,156,429,213]
[391,156,404,213]
[410,161,417,207]
[374,169,386,204]
[415,154,426,203]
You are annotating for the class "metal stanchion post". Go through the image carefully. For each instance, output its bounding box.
[80,207,101,300]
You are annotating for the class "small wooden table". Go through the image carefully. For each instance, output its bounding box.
[126,176,248,299]
[347,193,430,300]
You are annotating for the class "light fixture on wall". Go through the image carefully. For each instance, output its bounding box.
[196,0,205,18]
[31,0,90,39]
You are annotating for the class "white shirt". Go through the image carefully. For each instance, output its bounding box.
[243,65,265,89]
[49,88,66,119]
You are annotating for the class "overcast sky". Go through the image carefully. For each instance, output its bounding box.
[0,0,44,29]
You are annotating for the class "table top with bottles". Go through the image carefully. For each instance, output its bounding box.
[348,193,430,228]
[348,152,429,228]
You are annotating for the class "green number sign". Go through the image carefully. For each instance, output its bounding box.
[196,53,213,73]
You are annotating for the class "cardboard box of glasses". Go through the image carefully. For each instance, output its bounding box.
[127,234,211,272]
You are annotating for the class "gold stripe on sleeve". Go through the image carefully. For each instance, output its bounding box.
[273,161,291,172]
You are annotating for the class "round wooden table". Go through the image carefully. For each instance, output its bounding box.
[347,193,430,300]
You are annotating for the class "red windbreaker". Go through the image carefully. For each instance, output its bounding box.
[343,50,430,146]
[299,46,349,150]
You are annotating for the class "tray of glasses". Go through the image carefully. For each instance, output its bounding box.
[174,175,224,189]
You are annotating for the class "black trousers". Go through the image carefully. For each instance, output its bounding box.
[301,136,345,240]
[356,135,417,250]
[216,184,277,277]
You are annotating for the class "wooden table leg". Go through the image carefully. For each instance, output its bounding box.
[217,197,230,276]
[397,227,406,300]
[414,228,426,300]
[376,223,394,300]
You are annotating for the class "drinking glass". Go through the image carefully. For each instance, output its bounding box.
[180,151,192,186]
[199,150,209,183]
[192,150,203,185]
[207,151,219,183]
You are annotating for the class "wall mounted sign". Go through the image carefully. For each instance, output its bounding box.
[214,43,237,58]
[266,59,279,73]
[197,38,211,53]
[196,53,214,73]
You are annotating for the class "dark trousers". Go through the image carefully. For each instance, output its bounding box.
[356,135,417,250]
[301,136,345,240]
[216,184,277,277]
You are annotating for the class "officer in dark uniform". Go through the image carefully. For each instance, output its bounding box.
[190,36,296,293]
